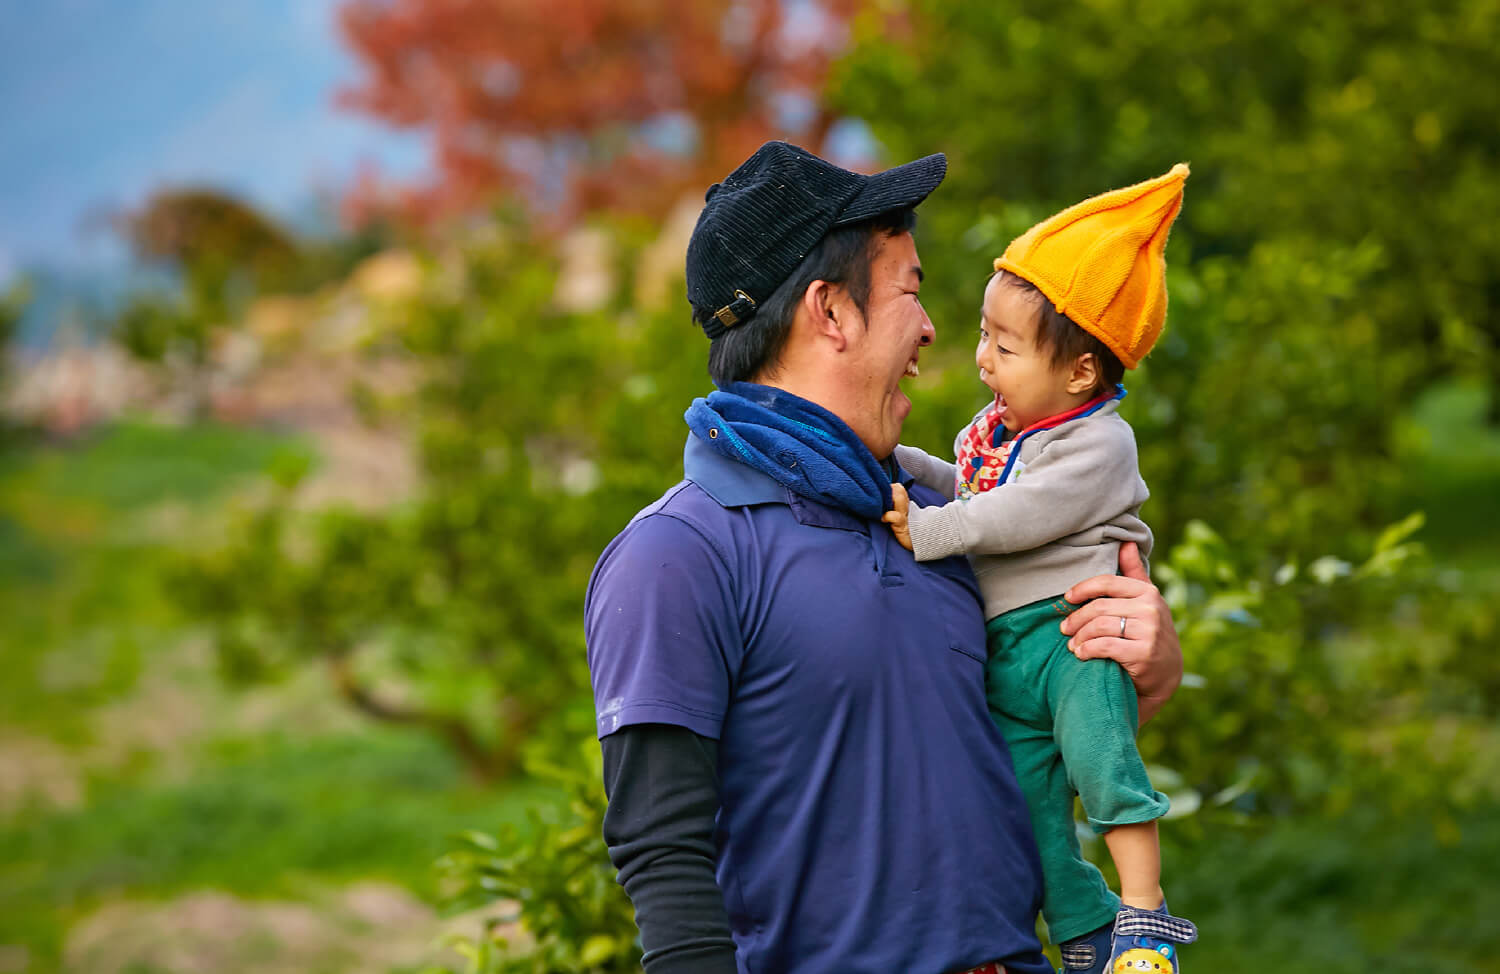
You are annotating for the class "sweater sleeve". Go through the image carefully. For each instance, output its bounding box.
[905,417,1146,562]
[892,444,957,500]
[601,723,739,974]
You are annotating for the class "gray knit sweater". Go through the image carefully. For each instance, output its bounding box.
[894,398,1152,620]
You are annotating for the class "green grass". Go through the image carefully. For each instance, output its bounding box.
[1163,810,1500,971]
[0,729,562,971]
[0,416,315,517]
[0,418,315,739]
[0,419,564,973]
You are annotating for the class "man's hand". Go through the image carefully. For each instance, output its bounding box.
[1060,542,1181,725]
[883,483,913,551]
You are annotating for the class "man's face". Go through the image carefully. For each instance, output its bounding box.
[843,231,934,458]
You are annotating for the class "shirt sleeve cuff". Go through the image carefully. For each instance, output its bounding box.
[1087,790,1172,833]
[644,945,740,974]
[893,445,956,499]
[597,700,723,740]
[907,504,967,562]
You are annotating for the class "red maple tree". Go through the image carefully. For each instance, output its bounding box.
[336,0,866,225]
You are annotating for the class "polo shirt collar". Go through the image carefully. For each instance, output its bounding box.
[683,430,786,506]
[683,431,914,510]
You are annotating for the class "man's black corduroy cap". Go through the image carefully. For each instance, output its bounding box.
[685,141,947,340]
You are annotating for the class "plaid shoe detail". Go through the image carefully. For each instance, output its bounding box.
[1112,907,1198,944]
[1059,942,1096,969]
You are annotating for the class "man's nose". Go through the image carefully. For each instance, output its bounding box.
[918,315,935,347]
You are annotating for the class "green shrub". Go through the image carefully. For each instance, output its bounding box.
[429,742,638,974]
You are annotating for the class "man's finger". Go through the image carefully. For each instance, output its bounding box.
[1118,541,1149,582]
[1068,611,1150,650]
[1070,635,1136,662]
[1059,596,1135,636]
[1074,612,1152,657]
[1064,572,1151,607]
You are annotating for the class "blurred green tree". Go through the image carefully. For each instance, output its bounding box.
[0,281,28,444]
[177,219,708,779]
[113,188,302,417]
[831,0,1500,555]
[121,187,300,326]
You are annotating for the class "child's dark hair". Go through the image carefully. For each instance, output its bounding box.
[997,271,1124,396]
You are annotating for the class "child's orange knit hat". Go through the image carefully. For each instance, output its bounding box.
[994,163,1189,369]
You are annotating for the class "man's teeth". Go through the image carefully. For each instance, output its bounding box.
[904,360,920,377]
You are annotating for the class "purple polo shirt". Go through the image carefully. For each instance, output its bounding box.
[585,431,1050,974]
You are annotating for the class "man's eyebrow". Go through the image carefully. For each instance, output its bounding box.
[912,266,924,284]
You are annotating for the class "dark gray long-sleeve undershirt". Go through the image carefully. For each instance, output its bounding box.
[600,723,738,974]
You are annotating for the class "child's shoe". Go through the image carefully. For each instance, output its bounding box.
[1057,920,1114,972]
[1106,903,1197,973]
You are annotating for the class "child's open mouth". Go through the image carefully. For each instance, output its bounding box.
[993,394,1008,421]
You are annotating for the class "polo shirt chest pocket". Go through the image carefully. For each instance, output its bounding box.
[918,555,990,665]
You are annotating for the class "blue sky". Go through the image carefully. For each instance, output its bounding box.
[0,0,425,278]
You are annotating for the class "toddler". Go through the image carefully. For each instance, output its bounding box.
[885,165,1198,974]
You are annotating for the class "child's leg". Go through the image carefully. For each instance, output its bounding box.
[1043,646,1194,965]
[1102,819,1163,909]
[985,602,1124,946]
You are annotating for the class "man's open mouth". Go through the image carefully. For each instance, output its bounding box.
[903,357,920,378]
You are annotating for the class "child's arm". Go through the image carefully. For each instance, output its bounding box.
[1103,820,1164,910]
[892,444,956,500]
[901,420,1146,561]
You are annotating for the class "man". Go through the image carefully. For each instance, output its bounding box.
[584,142,1182,974]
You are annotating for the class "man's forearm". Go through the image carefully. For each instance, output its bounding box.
[600,723,737,974]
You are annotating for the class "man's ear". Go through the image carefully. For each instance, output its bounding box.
[799,279,854,351]
[1065,352,1101,395]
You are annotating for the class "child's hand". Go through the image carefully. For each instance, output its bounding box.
[884,483,913,551]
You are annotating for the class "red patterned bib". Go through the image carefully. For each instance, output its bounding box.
[954,400,1014,500]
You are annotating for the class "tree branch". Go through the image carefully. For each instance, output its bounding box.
[327,654,514,780]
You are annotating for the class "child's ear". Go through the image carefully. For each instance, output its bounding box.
[1065,353,1100,395]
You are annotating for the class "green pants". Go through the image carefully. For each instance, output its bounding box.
[985,597,1169,944]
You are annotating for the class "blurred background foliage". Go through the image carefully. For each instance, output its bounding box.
[2,0,1497,971]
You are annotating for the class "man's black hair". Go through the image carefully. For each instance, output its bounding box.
[707,208,918,386]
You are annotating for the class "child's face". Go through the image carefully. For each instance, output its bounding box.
[975,275,1083,432]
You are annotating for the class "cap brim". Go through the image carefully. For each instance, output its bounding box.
[834,153,948,226]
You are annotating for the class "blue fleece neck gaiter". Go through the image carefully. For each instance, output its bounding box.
[684,381,893,520]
